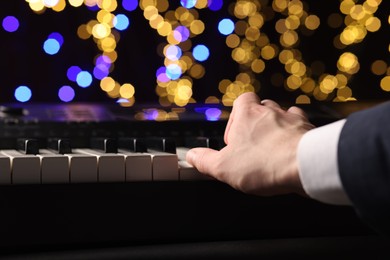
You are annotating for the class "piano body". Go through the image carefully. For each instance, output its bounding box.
[0,102,388,258]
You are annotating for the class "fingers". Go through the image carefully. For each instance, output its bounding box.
[234,92,261,106]
[287,106,308,119]
[261,99,309,120]
[186,147,219,175]
[260,99,281,109]
[225,92,261,144]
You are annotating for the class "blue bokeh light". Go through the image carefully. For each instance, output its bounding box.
[67,66,82,82]
[205,108,222,121]
[122,0,138,11]
[181,0,197,9]
[193,44,210,62]
[96,55,112,67]
[156,67,169,83]
[14,86,32,102]
[113,14,130,31]
[218,18,235,35]
[144,109,159,120]
[208,0,223,11]
[76,71,93,88]
[43,38,61,55]
[173,26,190,42]
[86,4,99,11]
[93,65,109,80]
[58,85,75,102]
[165,64,182,80]
[2,16,19,32]
[48,32,64,46]
[165,45,182,61]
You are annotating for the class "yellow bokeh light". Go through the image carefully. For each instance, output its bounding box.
[273,0,289,12]
[337,86,353,100]
[69,0,83,7]
[226,34,241,48]
[380,76,390,91]
[157,21,172,36]
[365,17,381,32]
[286,75,302,90]
[190,20,205,35]
[100,77,116,92]
[337,52,360,74]
[100,36,117,52]
[77,24,91,40]
[149,14,164,30]
[279,50,294,64]
[340,0,355,15]
[288,0,303,16]
[189,64,205,79]
[97,10,115,26]
[92,23,111,39]
[281,30,298,47]
[286,15,300,30]
[52,0,66,12]
[300,78,316,93]
[248,13,264,28]
[320,75,338,94]
[371,60,388,75]
[349,5,365,21]
[144,6,158,20]
[28,0,46,12]
[100,0,118,12]
[251,59,265,73]
[305,15,320,30]
[120,83,135,99]
[245,26,260,41]
[261,45,277,60]
[296,95,311,104]
[156,0,169,12]
[234,1,257,19]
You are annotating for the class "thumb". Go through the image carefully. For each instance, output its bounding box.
[186,147,219,175]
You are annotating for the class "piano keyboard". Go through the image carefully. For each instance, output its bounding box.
[0,104,229,185]
[0,137,217,185]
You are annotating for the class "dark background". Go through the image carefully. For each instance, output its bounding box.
[0,0,389,104]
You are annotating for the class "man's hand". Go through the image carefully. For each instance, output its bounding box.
[186,92,315,196]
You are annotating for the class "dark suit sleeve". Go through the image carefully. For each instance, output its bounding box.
[338,101,390,235]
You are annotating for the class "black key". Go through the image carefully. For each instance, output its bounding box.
[146,137,176,154]
[17,138,39,155]
[0,106,26,116]
[47,138,72,154]
[185,136,224,150]
[118,137,147,153]
[90,137,118,153]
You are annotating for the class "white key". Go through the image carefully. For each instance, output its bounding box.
[118,150,152,181]
[147,150,178,181]
[38,149,70,184]
[64,153,98,183]
[0,150,40,184]
[176,147,213,181]
[178,161,213,181]
[73,149,125,183]
[176,147,190,162]
[0,155,11,184]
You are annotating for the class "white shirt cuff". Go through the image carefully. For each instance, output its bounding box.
[297,119,352,205]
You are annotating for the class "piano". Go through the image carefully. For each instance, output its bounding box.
[0,102,388,258]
